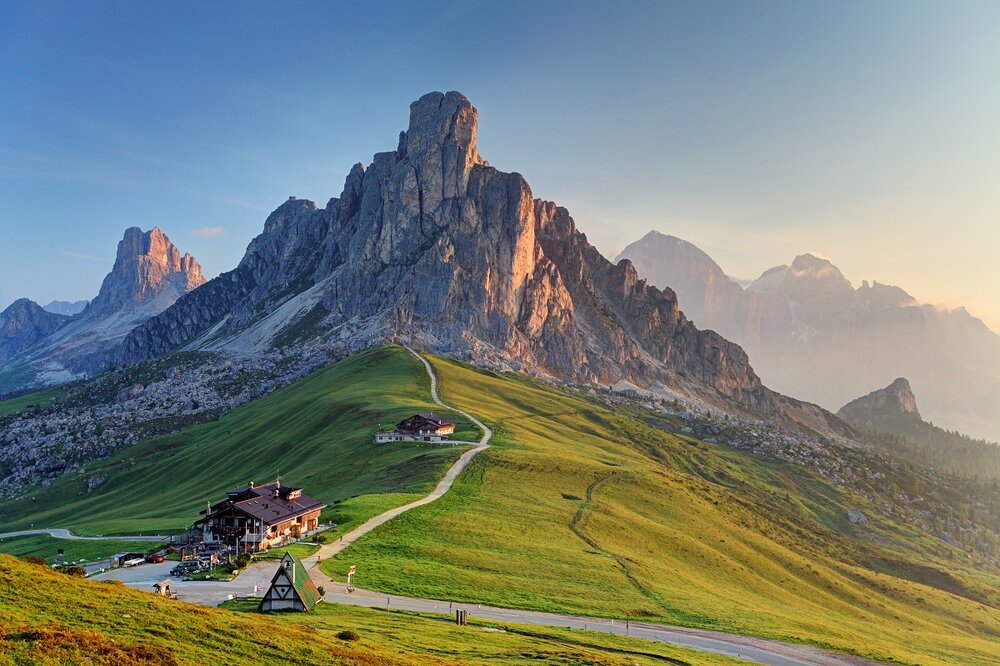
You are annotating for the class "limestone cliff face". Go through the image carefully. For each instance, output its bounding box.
[85,226,204,319]
[0,299,70,363]
[120,91,846,432]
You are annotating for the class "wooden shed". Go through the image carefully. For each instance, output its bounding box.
[258,552,320,612]
[152,579,176,599]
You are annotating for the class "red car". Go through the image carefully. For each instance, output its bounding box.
[144,554,165,563]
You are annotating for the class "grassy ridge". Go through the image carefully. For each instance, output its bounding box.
[321,353,1000,666]
[0,555,745,665]
[0,347,476,535]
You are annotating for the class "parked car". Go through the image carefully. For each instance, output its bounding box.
[170,561,202,576]
[144,554,165,563]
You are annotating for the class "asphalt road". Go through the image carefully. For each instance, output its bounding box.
[0,528,168,541]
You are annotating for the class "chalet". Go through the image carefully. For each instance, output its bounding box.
[374,413,456,443]
[196,480,326,553]
[258,551,320,612]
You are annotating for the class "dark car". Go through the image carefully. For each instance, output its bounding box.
[144,554,165,563]
[170,561,202,576]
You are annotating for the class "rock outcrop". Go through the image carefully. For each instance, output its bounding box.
[0,299,70,363]
[837,377,1000,479]
[118,91,850,436]
[838,377,921,424]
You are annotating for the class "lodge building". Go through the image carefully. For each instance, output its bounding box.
[375,412,456,443]
[196,480,325,552]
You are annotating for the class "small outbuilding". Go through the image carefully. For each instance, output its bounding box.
[152,579,176,599]
[258,552,321,612]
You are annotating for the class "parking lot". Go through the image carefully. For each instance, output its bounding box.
[92,559,280,606]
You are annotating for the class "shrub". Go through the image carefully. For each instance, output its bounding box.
[59,566,87,577]
[234,553,252,569]
[336,630,360,641]
[22,555,48,567]
[315,534,328,544]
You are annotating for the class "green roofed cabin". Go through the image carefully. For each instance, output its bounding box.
[258,551,321,612]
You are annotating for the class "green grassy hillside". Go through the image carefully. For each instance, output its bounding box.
[0,386,65,417]
[321,353,1000,666]
[0,555,744,665]
[4,346,1000,664]
[0,347,477,536]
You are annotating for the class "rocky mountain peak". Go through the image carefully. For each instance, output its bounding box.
[118,91,853,438]
[396,91,483,203]
[838,377,921,422]
[84,226,205,319]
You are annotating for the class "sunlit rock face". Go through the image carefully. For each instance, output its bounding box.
[84,226,204,318]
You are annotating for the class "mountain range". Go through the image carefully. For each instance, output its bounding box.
[5,91,992,445]
[617,231,1000,442]
[0,226,203,391]
[105,91,845,436]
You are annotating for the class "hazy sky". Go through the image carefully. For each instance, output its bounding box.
[2,1,998,331]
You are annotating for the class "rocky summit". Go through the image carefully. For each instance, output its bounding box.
[118,91,846,435]
[838,377,921,423]
[84,226,204,319]
[0,227,204,392]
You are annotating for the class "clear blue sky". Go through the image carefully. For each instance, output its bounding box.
[2,1,998,330]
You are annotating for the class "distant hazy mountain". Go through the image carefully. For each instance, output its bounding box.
[617,230,1000,442]
[838,378,1000,479]
[0,227,204,391]
[42,300,88,316]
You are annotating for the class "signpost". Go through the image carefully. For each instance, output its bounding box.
[347,565,356,591]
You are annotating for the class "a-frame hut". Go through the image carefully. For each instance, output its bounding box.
[258,551,321,612]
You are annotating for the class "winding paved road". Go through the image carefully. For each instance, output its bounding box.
[0,528,168,541]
